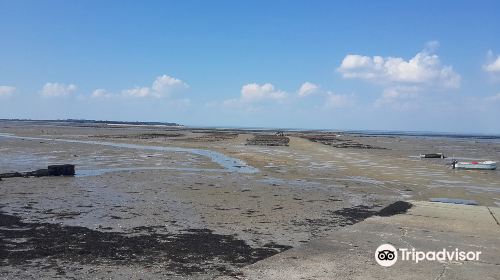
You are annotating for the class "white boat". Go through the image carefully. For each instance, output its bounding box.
[453,160,497,170]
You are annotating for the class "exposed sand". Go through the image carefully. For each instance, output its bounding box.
[0,121,499,279]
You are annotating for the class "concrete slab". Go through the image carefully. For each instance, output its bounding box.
[217,201,500,280]
[487,206,500,227]
[368,202,500,237]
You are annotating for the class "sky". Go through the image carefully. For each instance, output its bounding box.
[1,0,500,133]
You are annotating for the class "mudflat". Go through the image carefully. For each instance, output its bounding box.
[0,121,499,279]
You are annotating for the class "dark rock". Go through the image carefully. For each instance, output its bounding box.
[48,164,75,176]
[0,164,75,178]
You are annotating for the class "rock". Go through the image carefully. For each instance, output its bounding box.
[1,164,76,178]
[48,164,75,176]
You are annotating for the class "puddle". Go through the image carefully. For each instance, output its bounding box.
[339,176,385,185]
[76,167,236,177]
[0,133,258,174]
[430,198,478,205]
[433,180,466,184]
[428,184,500,193]
[258,177,321,188]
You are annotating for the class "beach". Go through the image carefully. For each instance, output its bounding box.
[1,120,499,279]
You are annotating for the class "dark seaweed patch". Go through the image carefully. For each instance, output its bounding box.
[293,201,413,235]
[0,211,290,276]
[377,201,412,216]
[331,201,412,224]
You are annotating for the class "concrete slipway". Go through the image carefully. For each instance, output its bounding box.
[217,201,500,280]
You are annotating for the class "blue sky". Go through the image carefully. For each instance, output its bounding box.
[1,0,500,133]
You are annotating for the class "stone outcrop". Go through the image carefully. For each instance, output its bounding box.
[0,164,75,178]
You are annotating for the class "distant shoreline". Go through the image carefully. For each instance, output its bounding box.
[0,118,182,127]
[1,118,499,140]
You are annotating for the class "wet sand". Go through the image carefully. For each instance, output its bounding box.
[0,121,499,279]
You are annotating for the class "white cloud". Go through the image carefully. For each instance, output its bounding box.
[220,83,287,111]
[152,75,188,94]
[122,87,151,97]
[41,82,77,97]
[91,88,113,98]
[89,74,188,99]
[223,82,357,111]
[324,92,354,108]
[424,40,440,52]
[298,82,319,97]
[337,44,460,88]
[483,50,500,73]
[374,86,420,111]
[338,42,461,111]
[240,83,287,102]
[122,74,188,98]
[0,86,16,97]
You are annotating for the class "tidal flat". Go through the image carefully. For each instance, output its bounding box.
[0,120,499,279]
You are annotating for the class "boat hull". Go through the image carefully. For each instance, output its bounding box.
[455,162,497,170]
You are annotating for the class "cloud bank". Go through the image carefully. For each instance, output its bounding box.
[224,83,287,107]
[337,46,460,89]
[40,83,77,97]
[337,43,461,111]
[483,50,500,78]
[91,89,113,98]
[0,86,16,97]
[298,82,319,97]
[241,83,287,102]
[90,74,188,99]
[121,75,189,98]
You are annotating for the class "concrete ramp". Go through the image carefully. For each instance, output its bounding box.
[218,201,500,280]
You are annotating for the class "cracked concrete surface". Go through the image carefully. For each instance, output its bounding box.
[487,207,500,227]
[217,201,500,280]
[434,264,448,280]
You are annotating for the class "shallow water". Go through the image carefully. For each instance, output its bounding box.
[430,198,478,205]
[76,166,237,177]
[0,133,258,174]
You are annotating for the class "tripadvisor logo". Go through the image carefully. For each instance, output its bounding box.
[375,244,482,267]
[375,244,398,267]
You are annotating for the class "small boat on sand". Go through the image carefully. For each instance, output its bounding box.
[420,153,445,158]
[452,160,497,170]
